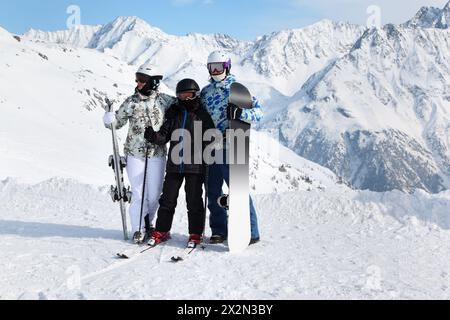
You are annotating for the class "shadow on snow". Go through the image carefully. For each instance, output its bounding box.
[0,219,122,240]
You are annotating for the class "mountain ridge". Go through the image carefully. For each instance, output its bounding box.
[9,1,450,193]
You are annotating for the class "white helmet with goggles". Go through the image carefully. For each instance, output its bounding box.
[207,51,231,79]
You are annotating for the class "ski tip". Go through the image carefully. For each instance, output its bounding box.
[171,256,183,263]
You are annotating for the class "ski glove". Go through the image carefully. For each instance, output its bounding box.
[227,104,243,120]
[103,112,116,127]
[144,126,156,143]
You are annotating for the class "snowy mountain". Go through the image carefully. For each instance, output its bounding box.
[242,20,365,95]
[268,22,450,193]
[24,16,249,89]
[403,1,450,29]
[0,28,135,185]
[24,25,102,47]
[22,17,363,97]
[4,6,450,301]
[0,25,339,196]
[12,1,450,194]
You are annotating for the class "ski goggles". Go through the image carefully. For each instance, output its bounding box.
[177,91,198,101]
[135,74,150,84]
[207,60,231,75]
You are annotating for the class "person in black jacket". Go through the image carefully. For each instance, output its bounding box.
[144,79,216,248]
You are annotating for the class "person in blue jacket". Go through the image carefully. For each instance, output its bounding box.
[201,50,264,245]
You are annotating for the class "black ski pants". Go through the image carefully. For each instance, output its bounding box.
[155,172,205,235]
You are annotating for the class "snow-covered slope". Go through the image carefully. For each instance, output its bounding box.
[263,2,450,194]
[1,177,450,299]
[3,13,450,300]
[0,28,136,185]
[23,17,249,91]
[0,26,16,43]
[242,20,365,95]
[24,25,102,47]
[22,17,363,97]
[403,1,450,29]
[86,17,247,68]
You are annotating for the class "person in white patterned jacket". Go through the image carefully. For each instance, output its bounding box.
[103,62,176,244]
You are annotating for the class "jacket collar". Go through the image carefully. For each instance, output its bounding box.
[209,74,236,89]
[177,98,201,112]
[134,89,157,101]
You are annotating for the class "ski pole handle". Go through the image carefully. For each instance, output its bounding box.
[105,97,114,113]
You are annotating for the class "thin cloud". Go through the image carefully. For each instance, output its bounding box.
[289,0,449,25]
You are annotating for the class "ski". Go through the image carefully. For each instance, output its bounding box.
[104,98,131,241]
[170,243,205,263]
[226,83,253,253]
[116,243,164,259]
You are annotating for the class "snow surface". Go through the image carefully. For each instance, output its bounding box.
[2,4,450,300]
[1,178,450,300]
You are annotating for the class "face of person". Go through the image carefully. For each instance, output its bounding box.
[135,75,149,90]
[177,91,197,101]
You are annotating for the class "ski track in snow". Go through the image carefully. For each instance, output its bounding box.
[1,178,450,300]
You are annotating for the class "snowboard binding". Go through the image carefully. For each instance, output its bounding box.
[217,195,229,210]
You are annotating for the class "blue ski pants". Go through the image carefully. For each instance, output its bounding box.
[207,161,260,240]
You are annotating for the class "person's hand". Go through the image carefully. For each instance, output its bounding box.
[227,104,243,120]
[144,126,156,143]
[103,112,116,127]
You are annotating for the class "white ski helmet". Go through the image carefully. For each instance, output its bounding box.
[207,50,231,75]
[136,62,163,80]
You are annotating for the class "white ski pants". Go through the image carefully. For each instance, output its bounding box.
[126,156,166,234]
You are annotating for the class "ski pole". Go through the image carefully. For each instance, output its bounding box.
[138,145,150,236]
[202,165,209,245]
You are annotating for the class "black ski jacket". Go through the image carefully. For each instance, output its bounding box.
[147,99,216,175]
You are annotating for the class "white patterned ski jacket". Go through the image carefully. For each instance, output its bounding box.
[113,91,176,159]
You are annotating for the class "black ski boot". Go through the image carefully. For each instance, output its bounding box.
[132,231,146,244]
[209,235,227,244]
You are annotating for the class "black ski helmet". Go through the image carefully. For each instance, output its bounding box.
[176,79,200,94]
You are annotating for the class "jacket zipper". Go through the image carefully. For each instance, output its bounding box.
[179,110,188,174]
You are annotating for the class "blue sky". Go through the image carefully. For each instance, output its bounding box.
[0,0,448,40]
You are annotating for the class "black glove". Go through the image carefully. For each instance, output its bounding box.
[144,126,156,143]
[227,104,243,120]
[164,105,178,120]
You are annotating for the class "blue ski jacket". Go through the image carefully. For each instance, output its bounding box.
[200,75,264,134]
